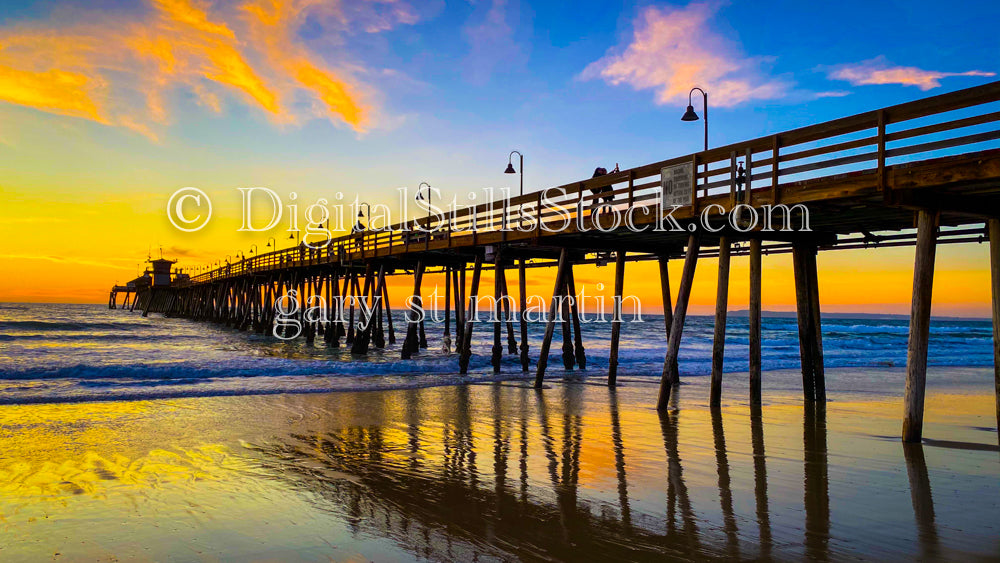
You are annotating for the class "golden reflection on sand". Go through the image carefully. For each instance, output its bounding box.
[0,378,997,561]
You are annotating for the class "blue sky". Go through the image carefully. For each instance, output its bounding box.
[2,0,997,196]
[0,0,998,307]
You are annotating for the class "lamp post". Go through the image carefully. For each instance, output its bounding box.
[415,182,433,230]
[287,230,299,247]
[504,150,524,197]
[681,87,708,185]
[249,244,258,256]
[358,202,371,230]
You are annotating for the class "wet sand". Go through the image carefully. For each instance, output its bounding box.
[1,368,998,561]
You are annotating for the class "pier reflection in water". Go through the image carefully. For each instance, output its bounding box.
[2,380,997,561]
[237,382,995,561]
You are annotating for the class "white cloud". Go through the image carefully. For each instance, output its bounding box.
[580,2,789,107]
[827,57,995,90]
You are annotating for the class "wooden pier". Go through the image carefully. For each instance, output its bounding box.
[111,82,1000,443]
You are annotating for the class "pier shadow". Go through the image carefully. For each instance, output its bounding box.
[751,403,773,559]
[803,402,830,562]
[903,442,940,560]
[238,385,953,561]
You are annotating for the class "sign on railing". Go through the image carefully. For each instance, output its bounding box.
[660,162,694,208]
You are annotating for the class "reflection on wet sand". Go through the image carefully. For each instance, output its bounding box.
[227,383,1000,561]
[3,383,998,561]
[711,407,739,559]
[904,442,939,560]
[751,404,772,559]
[804,403,830,561]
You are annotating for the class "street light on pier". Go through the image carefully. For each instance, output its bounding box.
[415,182,433,230]
[681,87,708,185]
[265,237,276,251]
[358,202,371,231]
[504,150,524,197]
[249,244,258,256]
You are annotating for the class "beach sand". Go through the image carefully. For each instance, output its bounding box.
[1,368,998,561]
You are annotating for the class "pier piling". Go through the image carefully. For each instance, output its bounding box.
[903,210,939,443]
[710,238,731,406]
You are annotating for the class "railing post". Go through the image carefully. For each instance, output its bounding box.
[535,191,543,240]
[690,154,699,211]
[502,197,509,243]
[729,151,738,207]
[771,135,781,205]
[448,208,454,247]
[627,170,635,208]
[878,109,888,198]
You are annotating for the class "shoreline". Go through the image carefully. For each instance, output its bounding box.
[0,364,995,407]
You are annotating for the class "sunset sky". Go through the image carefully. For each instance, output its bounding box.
[1,0,997,315]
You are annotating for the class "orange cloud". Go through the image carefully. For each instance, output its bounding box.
[241,0,369,129]
[0,64,106,122]
[827,57,995,90]
[0,0,416,137]
[581,2,789,107]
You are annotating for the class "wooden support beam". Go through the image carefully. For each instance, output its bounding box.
[518,259,530,372]
[373,266,387,349]
[443,266,452,353]
[346,270,357,344]
[492,251,503,373]
[352,264,380,354]
[535,248,570,388]
[500,265,518,355]
[657,235,700,411]
[323,270,332,341]
[793,242,817,401]
[989,218,1000,444]
[807,248,826,402]
[305,275,317,344]
[453,267,464,350]
[402,261,425,359]
[608,251,626,386]
[749,238,763,405]
[459,255,484,374]
[710,237,731,406]
[382,272,395,345]
[903,210,938,443]
[560,275,575,371]
[658,256,678,382]
[567,267,586,369]
[328,270,342,347]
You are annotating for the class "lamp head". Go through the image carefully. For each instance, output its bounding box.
[504,162,516,174]
[288,232,294,239]
[681,105,700,122]
[358,210,364,218]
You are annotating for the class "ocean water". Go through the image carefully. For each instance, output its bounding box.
[0,302,994,404]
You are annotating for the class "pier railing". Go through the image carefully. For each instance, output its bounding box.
[188,81,1000,284]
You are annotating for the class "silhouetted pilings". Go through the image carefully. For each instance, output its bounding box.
[118,81,1000,442]
[118,220,1000,446]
